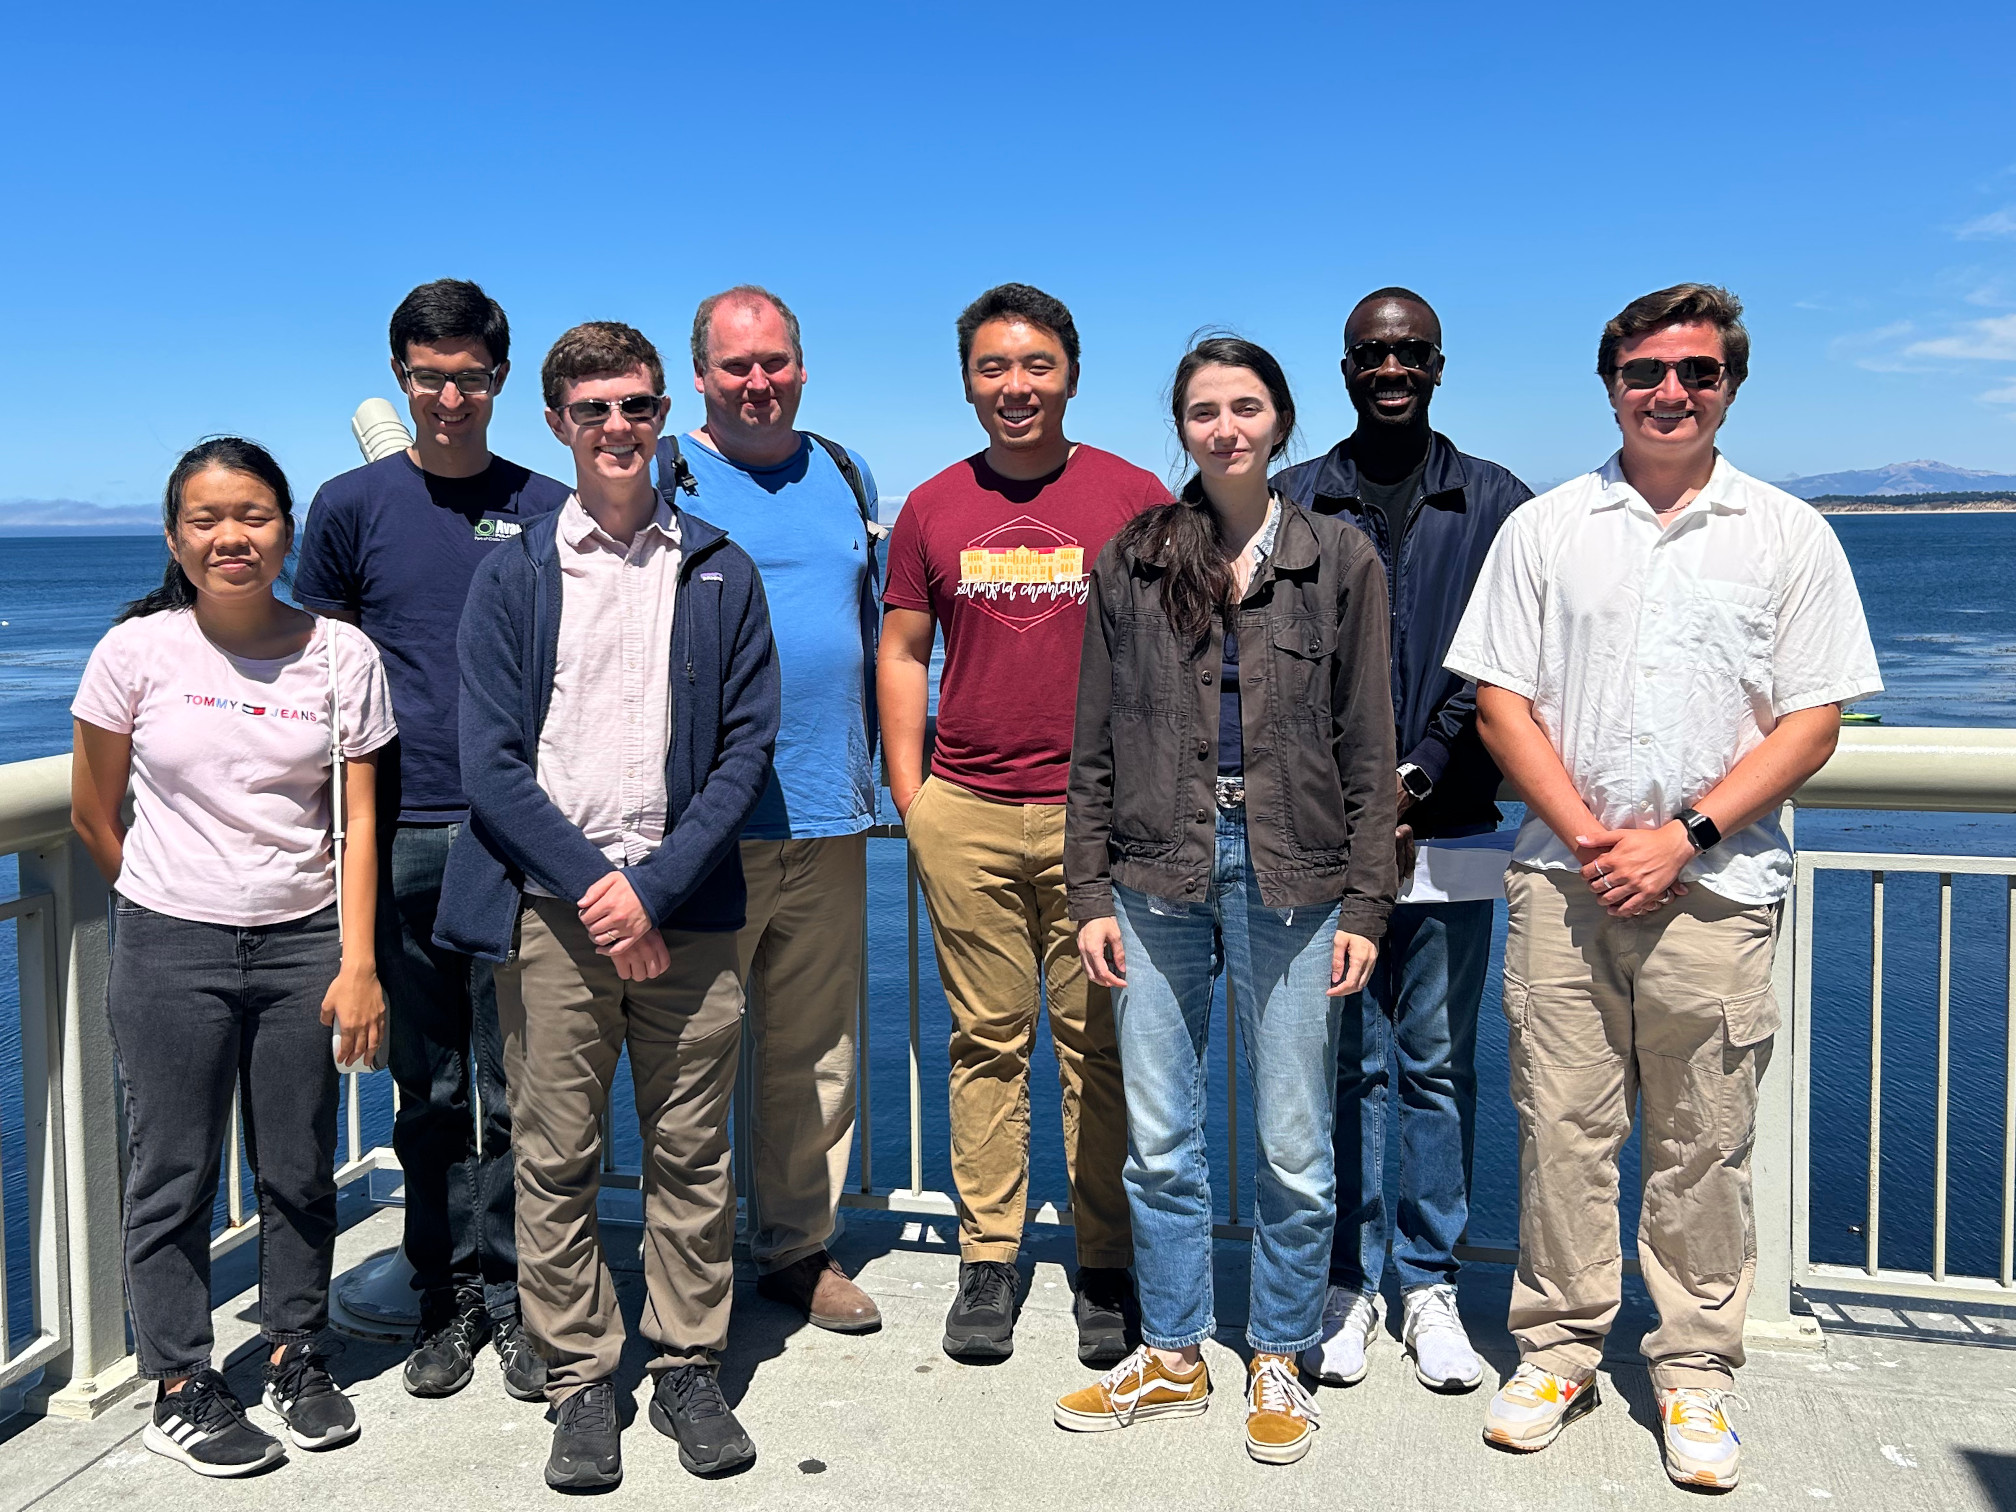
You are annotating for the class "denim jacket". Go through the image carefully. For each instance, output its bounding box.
[1064,499,1398,938]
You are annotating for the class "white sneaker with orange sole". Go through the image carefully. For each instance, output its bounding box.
[1658,1386,1744,1489]
[1482,1363,1601,1451]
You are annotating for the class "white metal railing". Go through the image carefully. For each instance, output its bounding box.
[1,726,2012,1415]
[1789,852,2016,1304]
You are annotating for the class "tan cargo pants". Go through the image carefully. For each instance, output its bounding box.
[495,897,742,1400]
[1502,867,1779,1390]
[905,777,1133,1267]
[736,834,866,1274]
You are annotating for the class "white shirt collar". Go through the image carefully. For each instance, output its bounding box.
[1590,450,1748,522]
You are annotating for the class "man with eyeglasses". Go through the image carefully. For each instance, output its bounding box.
[436,321,778,1490]
[1447,284,1880,1488]
[656,286,884,1336]
[1272,287,1531,1400]
[296,279,567,1404]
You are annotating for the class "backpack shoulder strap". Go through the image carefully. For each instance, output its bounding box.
[656,432,699,496]
[804,431,886,539]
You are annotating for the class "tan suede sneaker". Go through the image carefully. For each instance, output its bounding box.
[1244,1353,1319,1465]
[1054,1345,1211,1432]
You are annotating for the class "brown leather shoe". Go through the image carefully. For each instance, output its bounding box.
[755,1250,881,1333]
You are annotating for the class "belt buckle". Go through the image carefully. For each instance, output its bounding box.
[1214,776,1245,808]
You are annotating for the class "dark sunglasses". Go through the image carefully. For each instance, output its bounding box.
[562,394,663,426]
[1614,356,1725,390]
[1347,338,1441,372]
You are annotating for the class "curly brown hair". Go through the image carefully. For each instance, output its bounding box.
[541,321,665,409]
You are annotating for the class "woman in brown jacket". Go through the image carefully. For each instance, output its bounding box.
[1054,337,1397,1465]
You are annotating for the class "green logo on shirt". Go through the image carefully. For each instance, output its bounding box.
[474,518,521,541]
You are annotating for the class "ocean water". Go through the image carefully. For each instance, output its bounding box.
[0,513,2012,1339]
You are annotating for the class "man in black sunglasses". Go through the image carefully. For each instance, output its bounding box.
[1273,286,1533,1400]
[440,321,779,1488]
[1448,283,1880,1488]
[296,279,568,1406]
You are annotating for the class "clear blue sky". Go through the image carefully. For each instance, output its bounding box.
[6,1,2016,506]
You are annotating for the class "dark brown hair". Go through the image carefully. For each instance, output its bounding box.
[541,321,665,409]
[1596,283,1749,390]
[1117,336,1297,646]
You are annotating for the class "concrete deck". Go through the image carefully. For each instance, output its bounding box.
[2,1204,2012,1511]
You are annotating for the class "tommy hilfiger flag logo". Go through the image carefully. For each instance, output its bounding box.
[182,694,320,724]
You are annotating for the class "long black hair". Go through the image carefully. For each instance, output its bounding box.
[117,437,296,623]
[1116,336,1297,645]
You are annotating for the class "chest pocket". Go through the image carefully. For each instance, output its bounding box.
[1111,609,1182,714]
[1686,580,1775,700]
[1269,615,1337,721]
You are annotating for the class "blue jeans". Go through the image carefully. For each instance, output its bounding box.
[1331,898,1493,1295]
[1112,808,1343,1355]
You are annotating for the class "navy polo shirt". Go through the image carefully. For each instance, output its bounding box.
[294,451,569,822]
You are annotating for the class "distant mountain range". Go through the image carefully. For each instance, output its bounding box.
[0,499,157,535]
[1775,461,2016,499]
[5,463,2014,533]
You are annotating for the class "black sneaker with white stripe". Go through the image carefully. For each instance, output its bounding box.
[143,1370,285,1477]
[263,1342,359,1449]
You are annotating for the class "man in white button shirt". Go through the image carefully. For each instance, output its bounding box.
[1444,284,1881,1490]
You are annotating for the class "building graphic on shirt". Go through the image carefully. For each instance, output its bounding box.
[954,515,1090,631]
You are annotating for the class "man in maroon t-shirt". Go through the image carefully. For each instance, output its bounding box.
[879,283,1169,1368]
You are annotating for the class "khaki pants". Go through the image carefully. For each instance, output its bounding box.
[1502,868,1779,1390]
[905,777,1132,1267]
[736,834,866,1274]
[495,897,742,1399]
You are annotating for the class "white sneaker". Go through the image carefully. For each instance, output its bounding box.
[1482,1362,1600,1451]
[1658,1386,1744,1489]
[1400,1283,1483,1392]
[1301,1287,1382,1386]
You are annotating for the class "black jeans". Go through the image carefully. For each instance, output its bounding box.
[381,822,518,1321]
[108,898,340,1379]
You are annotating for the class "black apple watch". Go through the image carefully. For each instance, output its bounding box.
[1398,764,1434,802]
[1676,807,1722,853]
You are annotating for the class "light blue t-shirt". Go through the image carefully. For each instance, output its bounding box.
[675,433,879,840]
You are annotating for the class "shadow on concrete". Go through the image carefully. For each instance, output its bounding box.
[1963,1450,2016,1512]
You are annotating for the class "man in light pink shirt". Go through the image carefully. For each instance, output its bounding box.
[530,491,679,882]
[451,321,779,1491]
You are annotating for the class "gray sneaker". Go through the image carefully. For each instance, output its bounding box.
[1301,1286,1382,1386]
[1401,1283,1483,1392]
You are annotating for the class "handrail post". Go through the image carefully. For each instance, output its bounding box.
[21,831,143,1416]
[1746,801,1822,1348]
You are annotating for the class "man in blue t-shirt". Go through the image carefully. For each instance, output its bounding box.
[295,279,568,1402]
[656,285,882,1333]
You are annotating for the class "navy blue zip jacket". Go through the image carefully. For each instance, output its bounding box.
[1273,432,1530,839]
[433,496,780,962]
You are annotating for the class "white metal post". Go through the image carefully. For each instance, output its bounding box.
[1747,801,1823,1347]
[22,833,144,1415]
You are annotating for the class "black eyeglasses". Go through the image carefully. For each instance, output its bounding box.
[562,395,663,426]
[1612,356,1726,390]
[401,364,499,396]
[1347,338,1441,372]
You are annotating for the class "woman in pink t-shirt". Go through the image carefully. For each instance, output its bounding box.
[69,438,396,1477]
